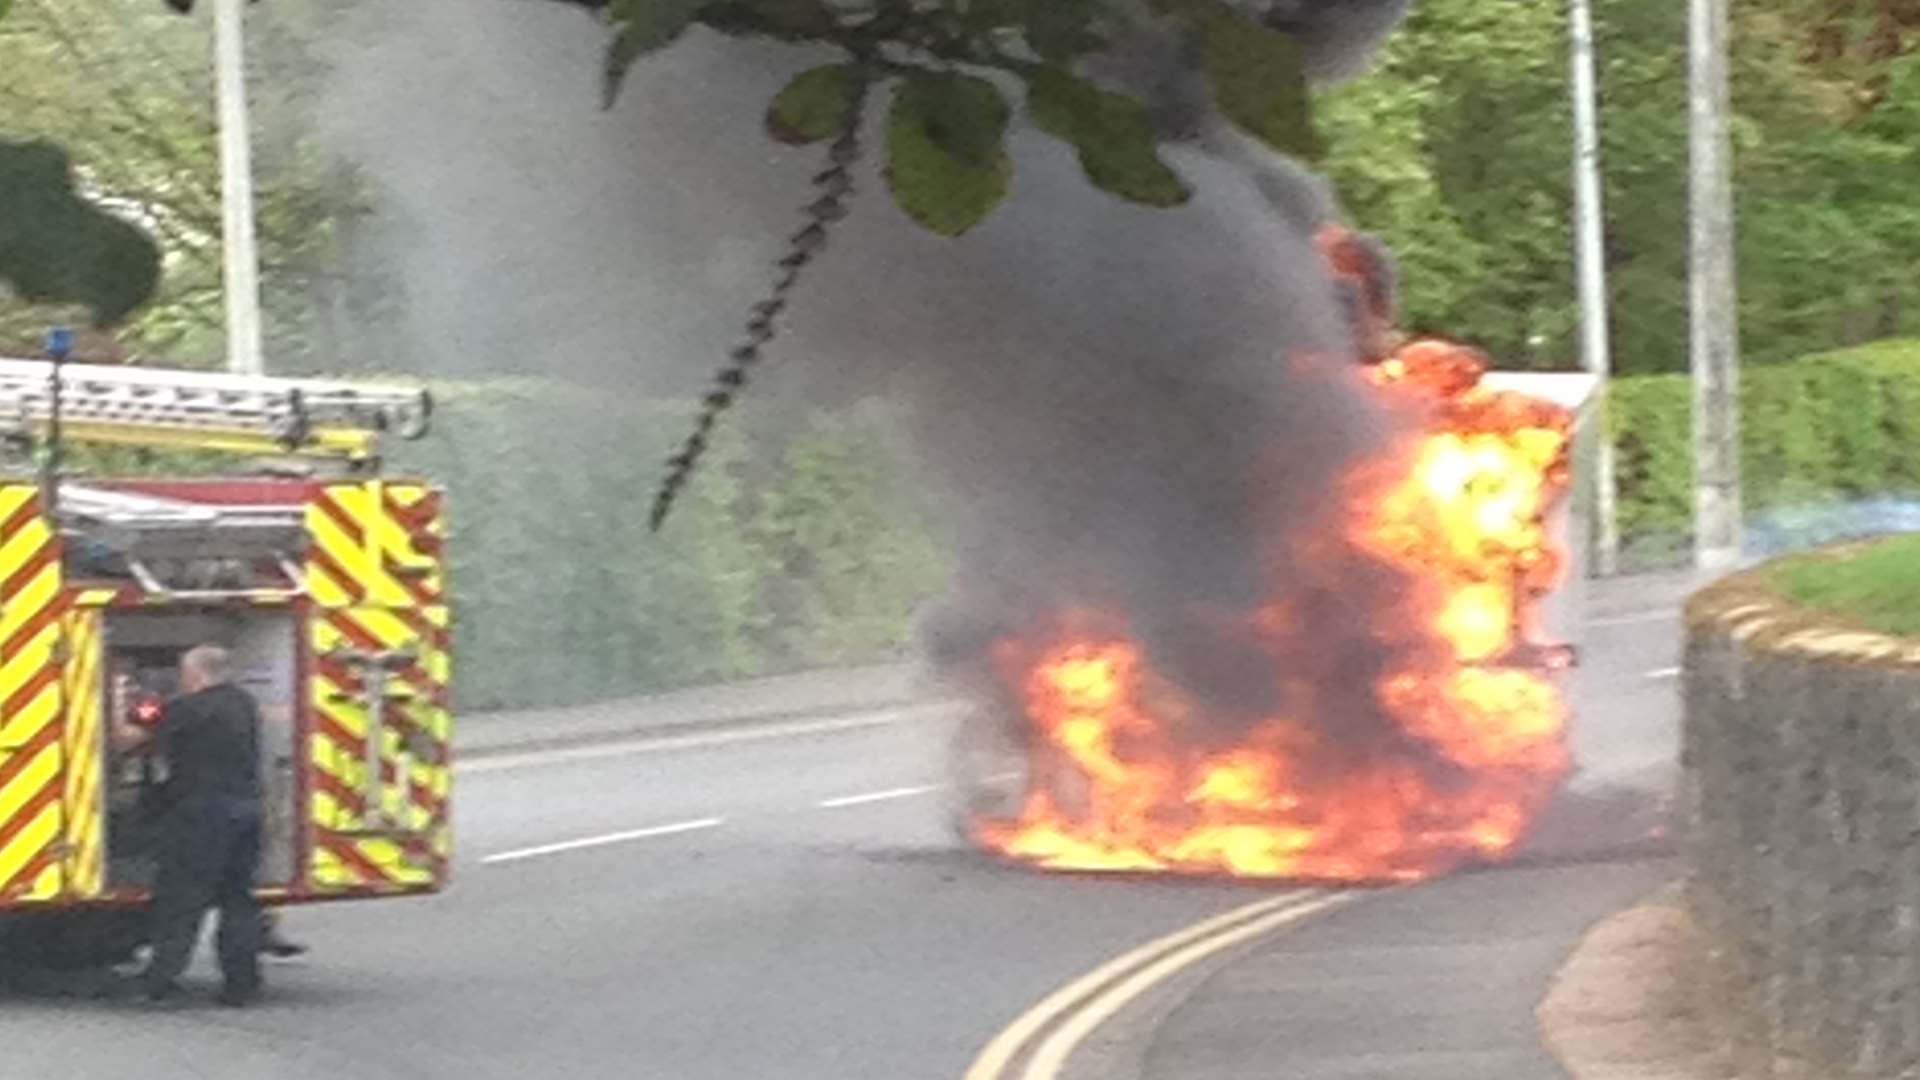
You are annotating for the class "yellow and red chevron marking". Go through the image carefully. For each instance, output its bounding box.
[59,609,104,899]
[0,484,65,903]
[73,585,143,608]
[308,606,451,892]
[305,482,444,610]
[302,480,450,893]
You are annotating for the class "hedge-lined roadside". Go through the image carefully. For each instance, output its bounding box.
[420,338,1920,712]
[300,336,1920,708]
[388,383,949,712]
[1610,338,1920,565]
[41,338,1919,712]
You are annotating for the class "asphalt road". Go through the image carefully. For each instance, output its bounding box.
[0,582,1685,1080]
[1125,605,1686,1080]
[1,704,1271,1079]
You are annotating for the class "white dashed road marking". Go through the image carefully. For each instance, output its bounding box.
[817,785,940,809]
[482,817,726,865]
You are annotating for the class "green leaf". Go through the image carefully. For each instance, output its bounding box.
[884,74,1013,237]
[602,0,706,108]
[0,139,162,325]
[905,72,1010,162]
[766,64,861,145]
[1188,0,1323,160]
[1026,67,1190,207]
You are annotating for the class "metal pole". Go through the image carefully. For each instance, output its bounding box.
[41,328,70,523]
[1689,0,1741,573]
[213,0,265,377]
[1568,0,1618,576]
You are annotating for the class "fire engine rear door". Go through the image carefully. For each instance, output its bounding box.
[0,484,67,905]
[304,482,450,896]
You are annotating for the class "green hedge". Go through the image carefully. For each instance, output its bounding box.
[1610,338,1920,565]
[388,382,950,712]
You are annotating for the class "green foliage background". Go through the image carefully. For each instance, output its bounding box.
[19,0,1917,384]
[389,385,950,711]
[1317,0,1920,373]
[1608,338,1920,567]
[0,0,397,363]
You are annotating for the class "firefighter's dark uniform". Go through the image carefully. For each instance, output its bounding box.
[141,682,266,1001]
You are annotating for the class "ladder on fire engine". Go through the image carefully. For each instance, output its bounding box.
[0,356,433,598]
[0,356,432,465]
[59,483,311,598]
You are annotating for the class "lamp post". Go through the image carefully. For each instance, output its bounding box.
[1689,0,1742,573]
[213,0,265,376]
[1568,0,1618,575]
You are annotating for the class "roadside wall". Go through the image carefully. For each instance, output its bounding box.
[1682,563,1920,1078]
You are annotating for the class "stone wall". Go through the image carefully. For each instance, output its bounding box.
[1683,558,1920,1078]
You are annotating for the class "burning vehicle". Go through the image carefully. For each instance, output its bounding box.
[946,233,1583,885]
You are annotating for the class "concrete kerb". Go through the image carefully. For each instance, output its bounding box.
[457,662,959,759]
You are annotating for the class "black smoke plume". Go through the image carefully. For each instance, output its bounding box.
[319,0,1419,775]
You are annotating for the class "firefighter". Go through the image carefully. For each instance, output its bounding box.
[109,659,306,978]
[132,645,268,1006]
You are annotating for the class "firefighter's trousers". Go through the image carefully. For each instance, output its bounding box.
[143,802,264,995]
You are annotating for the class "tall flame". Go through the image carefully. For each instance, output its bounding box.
[970,337,1576,883]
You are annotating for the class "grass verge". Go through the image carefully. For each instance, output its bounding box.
[1770,531,1920,637]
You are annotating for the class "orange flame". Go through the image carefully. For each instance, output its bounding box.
[971,337,1576,883]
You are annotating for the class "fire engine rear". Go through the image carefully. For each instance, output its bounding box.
[0,356,451,969]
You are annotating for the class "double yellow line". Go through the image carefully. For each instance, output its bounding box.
[964,889,1356,1080]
